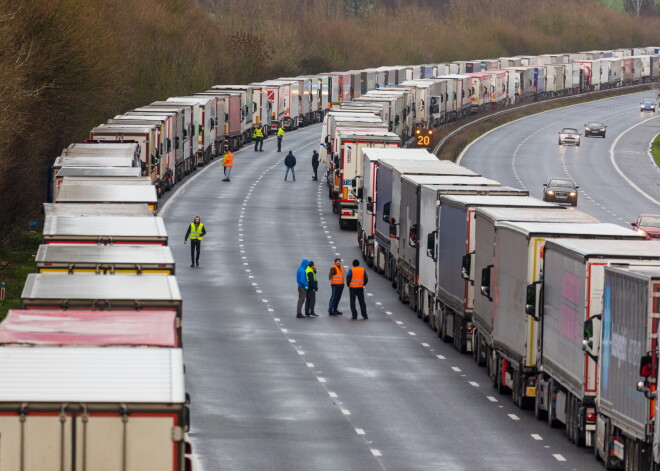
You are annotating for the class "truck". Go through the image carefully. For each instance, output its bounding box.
[35,244,175,274]
[50,167,142,203]
[43,203,154,218]
[319,112,383,165]
[330,128,400,228]
[354,91,410,140]
[54,183,159,213]
[0,346,190,470]
[532,240,660,451]
[373,159,477,279]
[43,215,168,244]
[588,266,660,469]
[146,101,196,174]
[399,79,448,129]
[250,80,301,131]
[209,86,256,145]
[167,96,217,166]
[357,149,436,267]
[199,90,247,151]
[61,142,141,164]
[429,196,556,348]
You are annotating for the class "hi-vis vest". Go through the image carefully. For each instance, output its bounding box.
[305,266,317,281]
[277,127,285,137]
[223,152,233,167]
[253,127,264,138]
[190,223,204,240]
[330,265,344,285]
[349,267,365,288]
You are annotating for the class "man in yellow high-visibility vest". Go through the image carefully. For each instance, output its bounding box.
[276,126,285,152]
[253,126,264,152]
[184,216,206,267]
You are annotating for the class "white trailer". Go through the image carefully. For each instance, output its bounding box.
[534,240,660,450]
[319,112,383,165]
[43,215,167,244]
[54,183,159,213]
[167,96,216,166]
[43,203,154,218]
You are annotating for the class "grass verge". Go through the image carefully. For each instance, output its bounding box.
[652,134,660,168]
[0,230,41,321]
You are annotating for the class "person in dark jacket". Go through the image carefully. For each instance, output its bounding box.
[304,261,319,317]
[311,150,319,180]
[284,151,296,181]
[184,216,206,267]
[296,259,309,318]
[346,259,368,319]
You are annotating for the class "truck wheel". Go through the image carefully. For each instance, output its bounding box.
[440,309,451,343]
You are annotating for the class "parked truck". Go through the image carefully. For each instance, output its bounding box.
[43,203,154,218]
[43,215,167,245]
[167,96,217,166]
[532,240,660,451]
[54,183,159,213]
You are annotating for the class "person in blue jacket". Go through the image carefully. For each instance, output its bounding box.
[296,259,309,318]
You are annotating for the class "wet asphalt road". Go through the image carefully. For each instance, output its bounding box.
[161,91,660,470]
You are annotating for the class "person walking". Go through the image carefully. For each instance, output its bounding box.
[296,259,310,318]
[347,259,368,320]
[253,125,264,152]
[304,261,319,317]
[311,150,319,181]
[222,147,233,181]
[276,126,285,152]
[284,151,296,181]
[328,258,344,316]
[184,216,206,268]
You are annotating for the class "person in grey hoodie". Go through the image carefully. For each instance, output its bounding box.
[296,259,309,318]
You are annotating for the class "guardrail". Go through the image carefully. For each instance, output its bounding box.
[433,83,656,158]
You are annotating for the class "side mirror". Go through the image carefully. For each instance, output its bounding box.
[351,177,357,187]
[525,282,541,319]
[382,202,391,223]
[175,136,180,149]
[631,222,638,227]
[640,353,653,378]
[575,185,580,189]
[366,196,374,215]
[198,124,203,134]
[543,183,547,187]
[480,265,493,301]
[461,253,471,280]
[389,221,398,239]
[356,187,363,200]
[582,314,601,361]
[427,231,437,261]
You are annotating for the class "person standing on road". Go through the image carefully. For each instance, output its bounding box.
[284,151,296,181]
[328,258,344,316]
[277,126,285,152]
[184,216,206,268]
[311,150,319,180]
[296,259,310,318]
[222,147,233,181]
[347,259,368,320]
[253,126,264,152]
[304,261,319,317]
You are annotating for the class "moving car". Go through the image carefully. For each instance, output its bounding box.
[640,98,656,112]
[583,121,606,138]
[558,127,581,146]
[542,178,579,206]
[631,214,660,239]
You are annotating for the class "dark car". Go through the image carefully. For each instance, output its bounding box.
[543,178,579,206]
[584,121,606,138]
[631,214,660,240]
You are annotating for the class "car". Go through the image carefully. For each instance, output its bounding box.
[640,98,656,112]
[584,121,606,138]
[631,214,660,240]
[558,127,581,146]
[543,178,579,206]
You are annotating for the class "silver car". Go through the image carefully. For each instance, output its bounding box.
[558,127,581,146]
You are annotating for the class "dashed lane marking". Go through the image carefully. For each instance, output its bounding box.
[553,454,566,462]
[508,414,520,421]
[451,367,461,372]
[531,434,543,441]
[318,377,326,383]
[341,409,351,415]
[469,381,479,387]
[355,428,366,435]
[436,355,445,360]
[371,449,382,457]
[486,396,498,402]
[329,392,337,398]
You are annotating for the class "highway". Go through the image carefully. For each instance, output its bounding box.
[161,91,659,470]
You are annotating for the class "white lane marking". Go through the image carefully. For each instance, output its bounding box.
[329,392,337,398]
[273,317,280,321]
[306,362,314,368]
[553,454,566,462]
[318,377,326,383]
[469,381,479,387]
[609,116,660,206]
[395,321,404,325]
[486,396,498,402]
[288,339,296,343]
[371,449,382,457]
[451,367,461,372]
[421,343,430,347]
[367,293,374,297]
[386,311,392,315]
[256,290,262,293]
[298,351,305,355]
[408,332,417,336]
[355,428,366,435]
[252,282,257,286]
[531,434,543,441]
[341,409,351,415]
[436,355,445,360]
[508,414,520,421]
[281,329,288,333]
[262,299,268,303]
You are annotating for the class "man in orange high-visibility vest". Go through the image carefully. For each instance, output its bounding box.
[222,148,233,182]
[346,259,368,320]
[328,258,344,316]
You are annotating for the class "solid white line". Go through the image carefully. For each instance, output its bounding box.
[609,116,660,206]
[553,454,566,462]
[531,434,543,441]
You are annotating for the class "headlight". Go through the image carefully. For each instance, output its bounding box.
[600,128,606,132]
[569,192,577,197]
[638,229,647,237]
[585,127,591,131]
[546,190,555,195]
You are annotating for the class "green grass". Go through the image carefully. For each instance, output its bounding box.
[652,133,660,168]
[0,230,41,321]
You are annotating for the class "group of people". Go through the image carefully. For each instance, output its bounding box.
[296,258,368,320]
[222,124,321,182]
